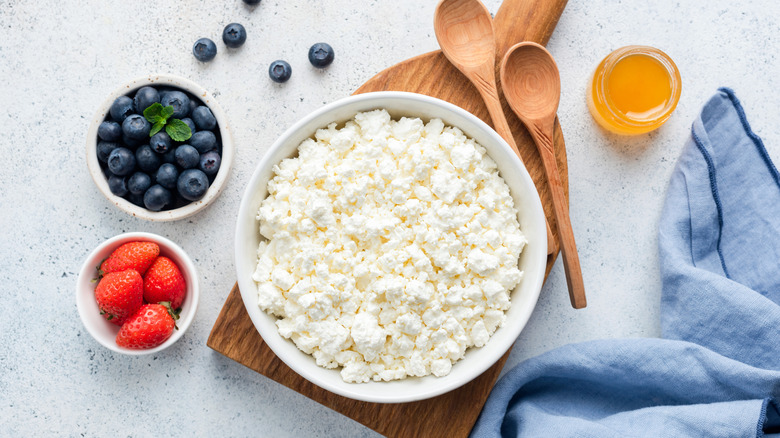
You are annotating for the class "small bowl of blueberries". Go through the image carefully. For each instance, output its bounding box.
[86,74,233,221]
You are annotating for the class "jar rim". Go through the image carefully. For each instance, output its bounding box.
[595,45,681,128]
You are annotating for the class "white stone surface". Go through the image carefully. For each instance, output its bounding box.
[1,0,779,436]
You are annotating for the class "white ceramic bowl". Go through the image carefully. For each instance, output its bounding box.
[76,232,200,355]
[235,92,547,403]
[86,74,234,221]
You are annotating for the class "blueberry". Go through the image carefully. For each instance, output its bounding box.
[98,121,122,142]
[269,60,292,83]
[122,133,143,149]
[175,145,200,169]
[188,98,199,118]
[191,106,217,131]
[222,23,247,48]
[180,117,197,135]
[243,0,261,4]
[177,169,210,201]
[109,96,134,121]
[135,145,161,174]
[193,38,217,62]
[150,131,172,154]
[96,141,120,163]
[160,147,177,164]
[108,174,128,197]
[127,172,152,195]
[127,192,145,208]
[198,150,221,177]
[308,43,335,68]
[143,185,173,211]
[107,147,136,176]
[155,163,179,190]
[161,91,191,118]
[122,114,151,140]
[133,86,160,113]
[190,130,217,153]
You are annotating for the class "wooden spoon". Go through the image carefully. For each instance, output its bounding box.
[434,0,558,256]
[500,42,586,309]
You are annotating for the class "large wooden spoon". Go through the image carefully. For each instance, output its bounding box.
[501,42,586,309]
[434,0,557,256]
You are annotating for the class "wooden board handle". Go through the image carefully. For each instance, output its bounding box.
[494,0,568,59]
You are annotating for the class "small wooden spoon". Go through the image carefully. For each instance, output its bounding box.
[500,42,586,309]
[434,0,557,256]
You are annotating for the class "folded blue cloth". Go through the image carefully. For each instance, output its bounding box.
[471,88,780,438]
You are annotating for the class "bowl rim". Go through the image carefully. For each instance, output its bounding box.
[235,91,547,403]
[86,73,234,221]
[76,231,200,355]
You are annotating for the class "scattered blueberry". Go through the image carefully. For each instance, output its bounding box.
[133,86,160,113]
[109,96,134,121]
[143,185,173,211]
[97,141,120,163]
[199,151,222,177]
[108,174,128,197]
[122,114,151,140]
[175,145,200,169]
[191,106,217,131]
[127,172,152,195]
[150,131,172,154]
[180,117,197,135]
[308,43,335,68]
[135,145,162,174]
[190,130,217,153]
[269,60,292,83]
[107,147,136,176]
[223,23,247,48]
[243,0,261,4]
[177,169,210,201]
[122,133,144,148]
[155,163,179,190]
[161,91,191,118]
[98,121,122,142]
[193,38,217,62]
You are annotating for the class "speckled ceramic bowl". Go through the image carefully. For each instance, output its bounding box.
[86,74,233,221]
[76,232,199,355]
[235,92,548,403]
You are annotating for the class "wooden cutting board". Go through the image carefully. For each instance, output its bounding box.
[208,0,569,436]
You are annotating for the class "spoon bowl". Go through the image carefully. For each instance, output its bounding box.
[434,0,495,70]
[502,42,561,122]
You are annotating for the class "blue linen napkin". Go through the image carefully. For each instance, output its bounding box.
[471,88,780,438]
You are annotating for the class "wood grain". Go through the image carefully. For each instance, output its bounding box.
[208,0,570,436]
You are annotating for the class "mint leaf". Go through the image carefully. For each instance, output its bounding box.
[143,103,164,123]
[150,121,165,137]
[166,119,192,142]
[161,105,175,120]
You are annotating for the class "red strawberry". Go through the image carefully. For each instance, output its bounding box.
[116,303,179,349]
[143,256,186,309]
[94,269,144,326]
[99,241,160,277]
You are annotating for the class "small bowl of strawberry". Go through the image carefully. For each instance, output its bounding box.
[76,232,199,355]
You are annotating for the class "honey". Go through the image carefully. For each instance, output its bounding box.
[587,46,681,135]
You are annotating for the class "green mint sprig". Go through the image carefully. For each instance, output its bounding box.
[143,103,192,142]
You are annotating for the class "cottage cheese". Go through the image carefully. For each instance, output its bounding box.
[254,109,527,383]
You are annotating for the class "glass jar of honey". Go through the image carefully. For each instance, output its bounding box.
[587,46,681,135]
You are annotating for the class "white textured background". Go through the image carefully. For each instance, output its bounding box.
[2,0,779,436]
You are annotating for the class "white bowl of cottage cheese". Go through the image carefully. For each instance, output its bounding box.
[235,92,547,403]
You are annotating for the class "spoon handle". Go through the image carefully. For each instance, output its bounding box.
[528,118,586,309]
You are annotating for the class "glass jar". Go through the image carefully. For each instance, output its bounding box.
[587,45,681,135]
